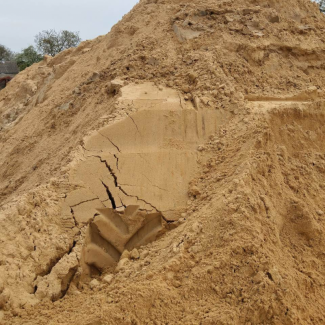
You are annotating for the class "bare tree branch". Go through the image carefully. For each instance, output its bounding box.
[35,30,81,57]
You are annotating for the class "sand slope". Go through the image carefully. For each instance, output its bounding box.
[1,0,325,324]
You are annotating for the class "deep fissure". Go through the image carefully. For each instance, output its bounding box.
[70,208,78,227]
[97,131,121,153]
[100,180,117,209]
[95,155,160,213]
[70,197,99,208]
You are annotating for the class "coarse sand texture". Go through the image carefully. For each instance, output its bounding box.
[1,0,325,324]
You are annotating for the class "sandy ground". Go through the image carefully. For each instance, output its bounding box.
[1,0,325,324]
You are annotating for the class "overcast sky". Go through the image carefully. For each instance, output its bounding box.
[0,0,139,52]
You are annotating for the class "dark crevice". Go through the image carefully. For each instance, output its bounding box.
[94,155,160,213]
[70,208,78,227]
[119,194,126,208]
[98,157,119,187]
[49,237,81,301]
[163,216,177,224]
[114,154,120,171]
[177,239,185,247]
[126,112,141,134]
[34,233,79,285]
[101,180,116,209]
[97,131,121,152]
[68,240,77,254]
[37,255,63,278]
[130,194,157,210]
[117,184,159,212]
[70,198,98,208]
[266,272,274,282]
[59,266,78,301]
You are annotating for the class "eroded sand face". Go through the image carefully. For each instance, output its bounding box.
[63,83,230,223]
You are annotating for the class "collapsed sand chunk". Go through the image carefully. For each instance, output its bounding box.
[267,10,280,23]
[120,250,130,260]
[82,48,91,54]
[106,79,124,95]
[130,248,140,260]
[191,222,203,234]
[189,185,201,197]
[102,274,114,284]
[140,250,149,259]
[86,72,100,85]
[115,258,129,272]
[89,279,100,290]
[34,252,79,301]
[73,87,81,95]
[267,268,282,284]
[173,24,202,42]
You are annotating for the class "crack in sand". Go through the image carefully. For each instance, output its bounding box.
[114,154,120,171]
[97,131,121,153]
[91,155,160,212]
[100,180,117,209]
[70,198,99,208]
[70,208,78,227]
[126,112,141,135]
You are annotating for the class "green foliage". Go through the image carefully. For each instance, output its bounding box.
[15,46,43,71]
[35,29,81,56]
[0,44,14,61]
[1,29,82,74]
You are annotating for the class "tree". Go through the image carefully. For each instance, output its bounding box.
[316,0,325,13]
[321,0,325,12]
[35,30,81,56]
[0,45,14,61]
[15,46,43,71]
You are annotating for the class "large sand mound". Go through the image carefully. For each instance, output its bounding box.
[1,0,325,324]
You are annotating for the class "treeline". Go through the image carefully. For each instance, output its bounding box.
[315,0,325,12]
[0,30,81,72]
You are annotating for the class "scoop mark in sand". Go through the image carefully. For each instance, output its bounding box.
[83,205,164,275]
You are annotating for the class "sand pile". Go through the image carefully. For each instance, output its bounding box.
[1,0,325,324]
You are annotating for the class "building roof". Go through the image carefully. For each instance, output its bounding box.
[0,61,19,74]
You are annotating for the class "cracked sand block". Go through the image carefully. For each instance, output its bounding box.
[62,187,106,225]
[67,82,229,221]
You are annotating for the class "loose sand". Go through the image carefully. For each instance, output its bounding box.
[1,0,325,324]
